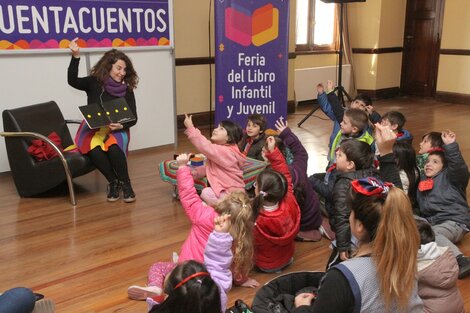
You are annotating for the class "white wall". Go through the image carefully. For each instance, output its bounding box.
[0,49,176,173]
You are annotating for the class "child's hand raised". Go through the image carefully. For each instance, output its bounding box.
[316,83,324,95]
[374,123,396,155]
[214,214,231,233]
[176,153,190,168]
[442,129,456,145]
[265,136,276,152]
[274,117,288,134]
[183,114,194,129]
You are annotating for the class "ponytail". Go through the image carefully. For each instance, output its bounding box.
[215,191,254,279]
[251,169,287,219]
[373,187,419,311]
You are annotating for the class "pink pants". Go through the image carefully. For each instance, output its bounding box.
[147,262,177,288]
[201,187,227,207]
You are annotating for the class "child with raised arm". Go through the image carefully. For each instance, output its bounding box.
[274,118,334,242]
[253,136,301,272]
[147,214,233,313]
[294,178,423,313]
[416,130,470,279]
[316,80,379,150]
[309,108,374,204]
[238,114,267,161]
[184,114,245,206]
[128,153,258,301]
[415,219,464,313]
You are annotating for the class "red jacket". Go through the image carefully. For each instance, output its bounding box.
[254,148,301,270]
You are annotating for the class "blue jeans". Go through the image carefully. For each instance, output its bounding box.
[0,287,36,313]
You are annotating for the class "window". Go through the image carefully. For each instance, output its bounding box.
[296,0,337,51]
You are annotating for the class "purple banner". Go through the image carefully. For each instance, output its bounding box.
[0,0,171,51]
[215,0,289,129]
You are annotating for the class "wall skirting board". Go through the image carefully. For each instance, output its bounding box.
[435,91,470,105]
[357,87,400,100]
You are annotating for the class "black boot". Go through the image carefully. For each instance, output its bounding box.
[121,180,136,203]
[457,255,470,279]
[107,179,121,202]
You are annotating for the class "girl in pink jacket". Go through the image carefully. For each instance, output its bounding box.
[184,114,246,206]
[128,153,257,302]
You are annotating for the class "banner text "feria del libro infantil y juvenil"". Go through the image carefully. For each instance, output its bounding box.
[215,0,289,128]
[0,0,171,51]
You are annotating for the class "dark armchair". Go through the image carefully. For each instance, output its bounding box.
[1,101,95,206]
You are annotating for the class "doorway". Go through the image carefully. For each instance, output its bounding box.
[400,0,445,97]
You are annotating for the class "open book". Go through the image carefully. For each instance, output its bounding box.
[79,98,136,129]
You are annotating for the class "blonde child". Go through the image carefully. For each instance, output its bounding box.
[238,113,267,161]
[147,214,233,312]
[184,114,245,206]
[253,136,301,272]
[128,153,257,301]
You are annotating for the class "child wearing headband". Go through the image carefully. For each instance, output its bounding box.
[294,177,424,313]
[128,153,257,304]
[148,214,233,313]
[252,136,301,272]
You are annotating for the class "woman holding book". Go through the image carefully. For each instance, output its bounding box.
[68,38,139,203]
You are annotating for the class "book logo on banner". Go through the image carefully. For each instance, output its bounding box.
[215,0,288,129]
[225,3,278,47]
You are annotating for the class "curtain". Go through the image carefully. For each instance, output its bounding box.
[336,4,357,97]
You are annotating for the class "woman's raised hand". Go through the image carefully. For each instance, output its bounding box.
[69,37,80,58]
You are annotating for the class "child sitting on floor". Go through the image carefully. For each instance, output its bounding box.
[415,219,464,313]
[416,129,470,279]
[148,214,233,312]
[253,136,301,272]
[417,131,443,174]
[128,153,258,302]
[380,110,413,144]
[316,80,379,150]
[238,114,267,161]
[184,114,245,206]
[274,117,334,242]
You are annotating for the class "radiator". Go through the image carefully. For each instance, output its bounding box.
[294,64,352,102]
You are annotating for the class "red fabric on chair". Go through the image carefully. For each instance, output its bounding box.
[27,131,63,161]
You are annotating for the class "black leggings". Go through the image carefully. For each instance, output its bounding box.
[87,145,130,183]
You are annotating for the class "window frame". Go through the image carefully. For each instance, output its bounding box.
[295,0,338,53]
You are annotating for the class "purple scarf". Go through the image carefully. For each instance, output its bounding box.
[104,76,127,97]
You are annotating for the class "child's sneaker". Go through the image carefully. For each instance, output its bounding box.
[121,180,136,203]
[319,219,335,241]
[457,255,470,279]
[32,298,55,313]
[296,230,322,242]
[128,285,162,300]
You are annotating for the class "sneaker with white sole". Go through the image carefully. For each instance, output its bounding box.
[127,285,162,301]
[319,218,335,241]
[32,298,55,313]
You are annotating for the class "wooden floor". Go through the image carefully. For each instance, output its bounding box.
[1,96,469,312]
